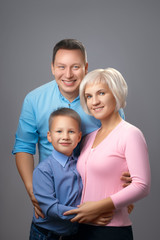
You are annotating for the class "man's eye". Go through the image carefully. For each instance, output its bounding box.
[58,66,65,69]
[73,65,79,69]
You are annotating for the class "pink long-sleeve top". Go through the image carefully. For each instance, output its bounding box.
[77,120,151,226]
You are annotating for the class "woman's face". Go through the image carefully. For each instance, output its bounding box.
[84,81,117,120]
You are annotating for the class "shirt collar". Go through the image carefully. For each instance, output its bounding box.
[51,148,76,167]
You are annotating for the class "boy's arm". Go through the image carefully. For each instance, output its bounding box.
[33,167,77,220]
[15,152,44,218]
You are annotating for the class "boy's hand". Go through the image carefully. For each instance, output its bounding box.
[121,172,132,187]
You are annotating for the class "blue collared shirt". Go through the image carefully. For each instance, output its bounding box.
[12,80,125,162]
[32,148,82,235]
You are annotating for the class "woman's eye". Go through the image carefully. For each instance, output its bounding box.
[86,95,92,99]
[99,92,105,95]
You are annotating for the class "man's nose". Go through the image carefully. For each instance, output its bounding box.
[64,67,73,78]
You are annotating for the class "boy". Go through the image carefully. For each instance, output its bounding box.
[30,108,82,240]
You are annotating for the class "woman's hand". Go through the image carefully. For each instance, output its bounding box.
[90,212,114,226]
[64,198,115,224]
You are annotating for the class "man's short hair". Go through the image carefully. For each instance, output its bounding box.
[52,39,87,64]
[49,108,81,131]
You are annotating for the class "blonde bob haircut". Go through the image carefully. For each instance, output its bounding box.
[80,68,128,115]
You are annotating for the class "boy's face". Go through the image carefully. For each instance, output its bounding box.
[47,115,82,156]
[51,49,88,101]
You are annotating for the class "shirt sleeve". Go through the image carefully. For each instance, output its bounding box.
[33,167,77,220]
[119,108,125,120]
[12,94,38,155]
[110,128,151,209]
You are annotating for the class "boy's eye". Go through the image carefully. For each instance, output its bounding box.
[69,130,74,133]
[56,130,62,133]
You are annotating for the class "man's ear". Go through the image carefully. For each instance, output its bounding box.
[51,63,55,76]
[47,131,52,143]
[85,62,88,75]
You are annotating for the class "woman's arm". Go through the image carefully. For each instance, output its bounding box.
[64,197,115,224]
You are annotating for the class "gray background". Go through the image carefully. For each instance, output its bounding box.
[1,0,159,239]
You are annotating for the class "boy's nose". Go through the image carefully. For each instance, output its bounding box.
[62,132,69,139]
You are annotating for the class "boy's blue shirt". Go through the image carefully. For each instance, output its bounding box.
[32,148,82,235]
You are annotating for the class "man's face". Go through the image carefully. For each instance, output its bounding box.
[52,49,88,101]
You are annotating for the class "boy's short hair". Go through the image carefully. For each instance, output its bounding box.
[49,108,81,131]
[80,68,128,114]
[52,39,87,64]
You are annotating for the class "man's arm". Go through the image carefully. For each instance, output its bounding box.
[15,152,44,219]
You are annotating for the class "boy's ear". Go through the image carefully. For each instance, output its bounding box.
[47,131,52,143]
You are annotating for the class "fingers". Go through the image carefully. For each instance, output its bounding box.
[122,172,130,177]
[30,192,45,219]
[127,204,134,214]
[92,217,112,226]
[121,172,132,188]
[34,206,45,219]
[63,208,79,216]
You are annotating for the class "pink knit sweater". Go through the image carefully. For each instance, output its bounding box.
[77,120,151,226]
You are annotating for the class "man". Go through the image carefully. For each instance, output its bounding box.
[13,39,129,219]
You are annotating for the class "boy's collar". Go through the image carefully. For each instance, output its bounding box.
[51,148,76,167]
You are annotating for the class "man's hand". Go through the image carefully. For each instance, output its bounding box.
[127,204,134,214]
[121,172,132,187]
[121,172,134,214]
[29,189,45,219]
[15,152,44,219]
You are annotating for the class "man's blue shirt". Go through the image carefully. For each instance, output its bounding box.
[32,148,82,235]
[12,80,125,162]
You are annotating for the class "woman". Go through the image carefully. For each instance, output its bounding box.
[64,68,151,240]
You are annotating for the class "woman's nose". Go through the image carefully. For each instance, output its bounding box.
[92,95,100,105]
